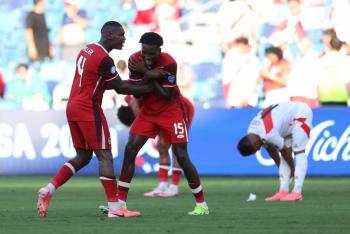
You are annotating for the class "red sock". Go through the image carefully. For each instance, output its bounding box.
[100,176,118,202]
[189,183,205,203]
[51,160,78,189]
[159,164,169,183]
[171,168,182,185]
[118,180,130,202]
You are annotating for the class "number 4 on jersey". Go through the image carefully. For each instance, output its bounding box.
[77,55,87,87]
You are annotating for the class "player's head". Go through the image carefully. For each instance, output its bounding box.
[265,46,283,63]
[117,105,135,127]
[100,21,125,51]
[237,134,262,156]
[139,32,163,68]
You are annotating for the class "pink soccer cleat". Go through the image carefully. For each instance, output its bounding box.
[280,192,303,201]
[108,207,141,218]
[265,191,289,202]
[37,187,52,217]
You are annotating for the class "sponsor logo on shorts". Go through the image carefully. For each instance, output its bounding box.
[167,75,175,83]
[177,135,184,139]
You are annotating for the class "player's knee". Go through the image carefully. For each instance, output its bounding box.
[125,143,139,159]
[73,156,92,168]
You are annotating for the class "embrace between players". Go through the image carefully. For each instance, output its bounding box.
[37,21,208,218]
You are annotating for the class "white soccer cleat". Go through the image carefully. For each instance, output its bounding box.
[143,184,167,197]
[158,185,179,198]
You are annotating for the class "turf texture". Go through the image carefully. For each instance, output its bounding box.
[0,176,349,234]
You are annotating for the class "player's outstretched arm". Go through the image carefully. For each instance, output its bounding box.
[109,77,154,95]
[151,80,177,100]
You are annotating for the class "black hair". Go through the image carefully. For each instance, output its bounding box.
[265,46,283,60]
[117,106,135,127]
[237,136,257,157]
[139,32,163,47]
[101,21,123,34]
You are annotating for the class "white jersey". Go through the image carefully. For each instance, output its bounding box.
[248,102,313,151]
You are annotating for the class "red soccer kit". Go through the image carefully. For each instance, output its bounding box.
[66,43,119,150]
[128,51,191,144]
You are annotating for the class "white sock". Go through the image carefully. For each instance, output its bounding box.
[196,202,207,207]
[293,153,308,193]
[279,156,291,192]
[47,183,56,194]
[118,200,126,207]
[108,202,120,211]
[169,184,178,189]
[159,182,168,190]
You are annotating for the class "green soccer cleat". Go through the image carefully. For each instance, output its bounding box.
[98,204,129,215]
[188,205,209,215]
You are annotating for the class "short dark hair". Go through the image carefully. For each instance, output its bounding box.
[101,21,122,34]
[139,32,163,47]
[265,46,283,60]
[117,106,135,127]
[237,136,257,157]
[330,36,344,51]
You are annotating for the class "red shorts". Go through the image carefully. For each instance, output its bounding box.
[130,104,191,144]
[68,121,111,150]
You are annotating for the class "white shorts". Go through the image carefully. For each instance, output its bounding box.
[290,104,313,152]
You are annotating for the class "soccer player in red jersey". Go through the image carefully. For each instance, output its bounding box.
[113,94,194,198]
[37,21,153,218]
[143,94,194,198]
[116,32,209,215]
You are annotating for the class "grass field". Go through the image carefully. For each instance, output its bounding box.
[0,176,349,234]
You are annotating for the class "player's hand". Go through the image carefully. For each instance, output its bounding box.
[145,68,170,80]
[128,58,147,74]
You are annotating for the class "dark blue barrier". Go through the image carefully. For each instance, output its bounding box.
[0,107,349,175]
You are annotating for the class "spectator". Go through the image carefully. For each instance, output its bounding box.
[320,28,336,56]
[217,0,265,53]
[57,0,89,61]
[223,37,261,108]
[318,35,350,106]
[25,0,52,62]
[5,63,51,111]
[287,38,320,108]
[261,46,291,107]
[0,71,4,98]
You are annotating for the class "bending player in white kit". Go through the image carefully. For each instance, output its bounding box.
[237,102,313,201]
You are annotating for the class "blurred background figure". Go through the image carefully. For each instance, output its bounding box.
[287,38,320,108]
[25,0,53,62]
[5,63,51,111]
[0,71,4,99]
[261,46,290,107]
[222,37,261,108]
[318,34,350,106]
[57,0,89,61]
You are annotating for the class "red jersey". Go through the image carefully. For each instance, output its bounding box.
[129,51,180,115]
[66,43,119,121]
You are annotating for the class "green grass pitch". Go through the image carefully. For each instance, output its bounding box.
[0,176,349,234]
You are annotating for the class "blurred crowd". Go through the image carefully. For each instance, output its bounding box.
[0,0,350,111]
